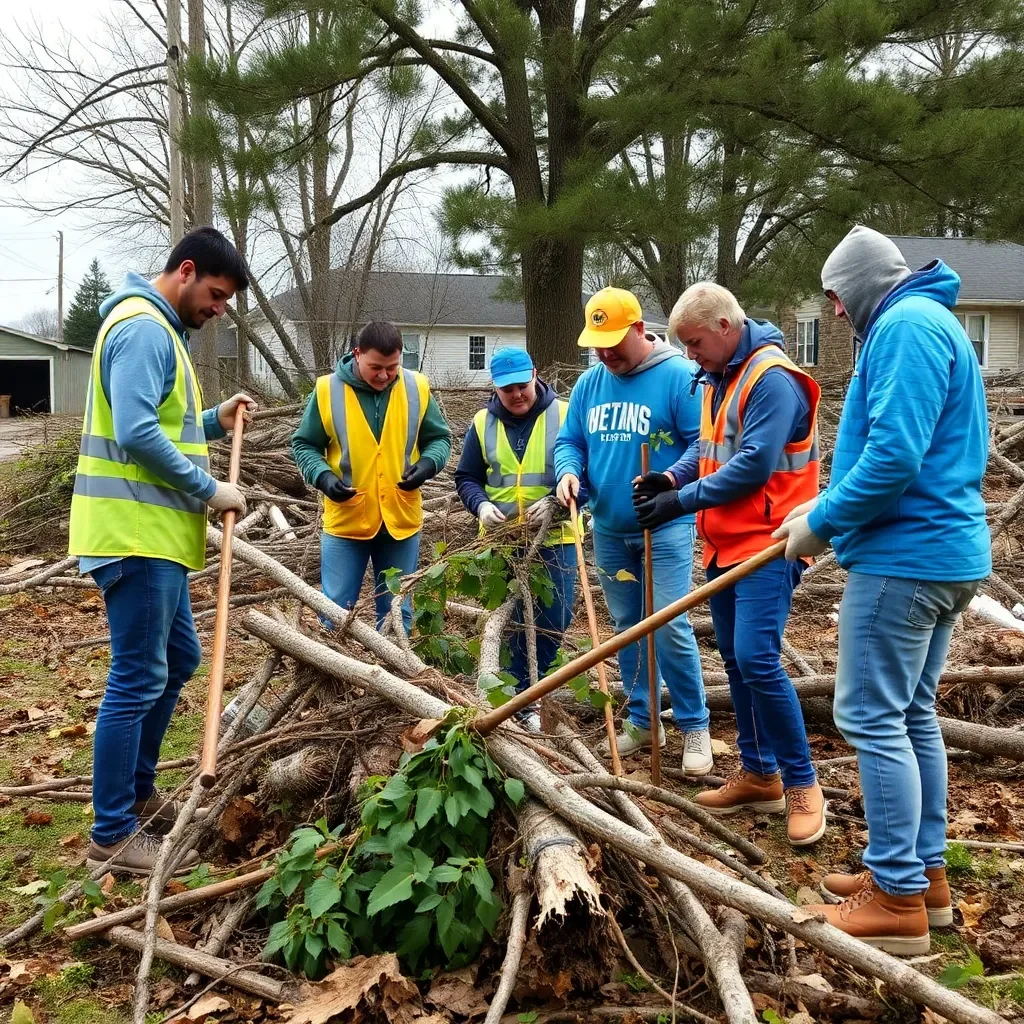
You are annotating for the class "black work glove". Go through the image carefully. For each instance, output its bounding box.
[634,489,684,530]
[397,459,432,491]
[316,470,357,503]
[632,471,676,502]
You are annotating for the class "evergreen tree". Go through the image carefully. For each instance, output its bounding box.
[63,259,111,349]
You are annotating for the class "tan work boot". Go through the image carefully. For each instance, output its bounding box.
[805,877,930,955]
[86,830,200,877]
[694,770,785,815]
[132,792,210,827]
[821,865,952,926]
[786,782,827,846]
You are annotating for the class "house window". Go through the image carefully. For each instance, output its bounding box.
[796,317,819,367]
[469,335,486,371]
[955,312,988,366]
[401,333,420,370]
[579,345,592,368]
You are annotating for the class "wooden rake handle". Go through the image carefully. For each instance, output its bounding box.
[640,443,661,785]
[200,405,246,788]
[569,496,622,776]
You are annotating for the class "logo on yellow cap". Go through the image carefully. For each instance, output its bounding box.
[591,309,607,326]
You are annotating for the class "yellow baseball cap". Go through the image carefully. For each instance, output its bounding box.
[577,287,643,348]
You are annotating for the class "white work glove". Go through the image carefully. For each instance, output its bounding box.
[783,496,819,523]
[207,481,247,516]
[526,495,560,523]
[217,393,258,431]
[556,474,580,508]
[478,501,507,530]
[772,512,827,561]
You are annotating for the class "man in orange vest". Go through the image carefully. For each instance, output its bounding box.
[632,282,826,846]
[291,321,451,630]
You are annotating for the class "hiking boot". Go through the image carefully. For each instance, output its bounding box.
[597,720,666,758]
[132,792,210,828]
[694,770,785,815]
[786,782,827,846]
[805,877,930,955]
[682,729,714,776]
[821,866,953,927]
[86,830,200,878]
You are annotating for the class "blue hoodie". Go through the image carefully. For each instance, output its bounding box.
[808,261,991,581]
[79,273,225,573]
[665,320,811,513]
[553,341,701,536]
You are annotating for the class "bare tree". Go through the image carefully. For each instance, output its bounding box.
[16,307,59,339]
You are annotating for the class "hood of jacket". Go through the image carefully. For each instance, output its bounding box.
[99,272,186,338]
[485,377,558,427]
[692,318,786,393]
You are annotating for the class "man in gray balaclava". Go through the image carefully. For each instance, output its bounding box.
[773,225,991,955]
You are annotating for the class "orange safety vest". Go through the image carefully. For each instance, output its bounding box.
[697,347,820,569]
[315,369,430,541]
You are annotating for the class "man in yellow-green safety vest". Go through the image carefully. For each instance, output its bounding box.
[68,226,253,877]
[454,347,583,731]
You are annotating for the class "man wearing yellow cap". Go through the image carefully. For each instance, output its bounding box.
[553,287,712,775]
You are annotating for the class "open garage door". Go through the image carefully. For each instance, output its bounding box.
[0,359,52,415]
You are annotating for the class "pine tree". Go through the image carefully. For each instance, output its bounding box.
[63,259,111,349]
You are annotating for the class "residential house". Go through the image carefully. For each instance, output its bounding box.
[779,235,1024,378]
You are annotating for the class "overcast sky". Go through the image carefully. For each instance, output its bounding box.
[0,0,137,330]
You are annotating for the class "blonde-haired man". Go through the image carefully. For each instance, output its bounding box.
[633,281,826,846]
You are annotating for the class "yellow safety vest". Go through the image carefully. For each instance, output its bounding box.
[68,296,210,571]
[472,399,582,547]
[315,369,430,541]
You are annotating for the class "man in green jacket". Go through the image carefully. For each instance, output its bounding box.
[291,321,451,631]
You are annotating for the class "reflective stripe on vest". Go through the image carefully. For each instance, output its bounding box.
[68,295,210,571]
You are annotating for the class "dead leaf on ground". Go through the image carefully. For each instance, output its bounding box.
[790,907,824,924]
[709,738,733,756]
[22,811,53,827]
[151,979,179,1009]
[288,953,422,1024]
[7,962,34,985]
[958,892,993,929]
[218,797,261,846]
[921,1009,949,1024]
[58,723,88,739]
[789,972,834,993]
[25,708,47,722]
[187,994,232,1020]
[99,872,116,894]
[794,886,820,906]
[74,690,99,700]
[1000,912,1022,928]
[59,833,83,848]
[424,968,488,1018]
[0,558,45,579]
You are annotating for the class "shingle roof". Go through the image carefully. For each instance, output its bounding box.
[890,236,1024,302]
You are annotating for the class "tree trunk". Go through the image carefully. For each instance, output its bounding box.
[522,236,585,369]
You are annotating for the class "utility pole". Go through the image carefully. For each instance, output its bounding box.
[56,230,64,343]
[167,0,184,245]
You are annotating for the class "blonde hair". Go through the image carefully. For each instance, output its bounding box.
[669,282,745,338]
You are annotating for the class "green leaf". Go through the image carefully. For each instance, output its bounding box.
[290,827,325,858]
[503,778,525,805]
[416,893,443,912]
[326,917,351,959]
[939,950,985,989]
[614,569,638,582]
[385,819,417,853]
[470,863,496,905]
[12,1001,34,1024]
[415,787,444,829]
[380,774,413,804]
[280,869,304,898]
[366,866,415,916]
[477,893,501,934]
[412,847,435,882]
[264,919,293,957]
[305,875,342,919]
[396,911,432,961]
[10,880,50,896]
[41,901,64,934]
[304,931,325,960]
[444,794,463,827]
[518,1014,538,1024]
[256,877,280,909]
[429,863,464,885]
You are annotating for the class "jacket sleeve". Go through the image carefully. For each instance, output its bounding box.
[809,319,950,539]
[202,407,226,441]
[290,391,333,487]
[454,423,490,517]
[667,437,700,487]
[675,369,810,514]
[105,320,216,501]
[417,393,452,476]
[553,383,587,481]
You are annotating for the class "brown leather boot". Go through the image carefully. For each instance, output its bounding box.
[694,770,785,815]
[821,866,952,927]
[786,782,827,846]
[807,878,930,955]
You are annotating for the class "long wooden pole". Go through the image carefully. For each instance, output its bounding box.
[474,540,788,735]
[568,497,621,776]
[200,406,246,787]
[640,443,661,785]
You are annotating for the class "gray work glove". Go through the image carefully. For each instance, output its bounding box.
[207,481,247,515]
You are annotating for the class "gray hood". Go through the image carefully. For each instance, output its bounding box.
[821,225,911,339]
[623,338,682,376]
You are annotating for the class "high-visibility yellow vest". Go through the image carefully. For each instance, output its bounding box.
[315,369,430,541]
[472,399,582,547]
[68,296,210,571]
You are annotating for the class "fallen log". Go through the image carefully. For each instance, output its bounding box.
[744,970,883,1020]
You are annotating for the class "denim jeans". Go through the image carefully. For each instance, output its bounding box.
[593,522,708,732]
[320,526,421,631]
[707,558,815,789]
[90,557,202,845]
[835,572,980,895]
[507,543,578,690]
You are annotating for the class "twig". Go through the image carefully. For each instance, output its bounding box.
[606,910,683,1008]
[184,895,255,989]
[482,886,531,1024]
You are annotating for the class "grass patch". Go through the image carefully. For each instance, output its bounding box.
[945,842,975,878]
[929,929,971,954]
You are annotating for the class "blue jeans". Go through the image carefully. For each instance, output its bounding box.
[593,522,708,732]
[707,558,815,788]
[508,543,578,690]
[835,572,980,895]
[90,557,202,845]
[321,526,421,631]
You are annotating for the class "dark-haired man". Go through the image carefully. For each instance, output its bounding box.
[70,226,255,875]
[291,321,451,631]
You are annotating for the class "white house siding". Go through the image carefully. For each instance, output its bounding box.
[419,328,527,386]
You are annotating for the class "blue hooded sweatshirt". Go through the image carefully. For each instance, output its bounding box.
[553,341,701,536]
[808,260,991,581]
[665,320,811,514]
[79,273,225,574]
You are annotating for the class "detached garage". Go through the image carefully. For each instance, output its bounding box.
[0,325,92,416]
